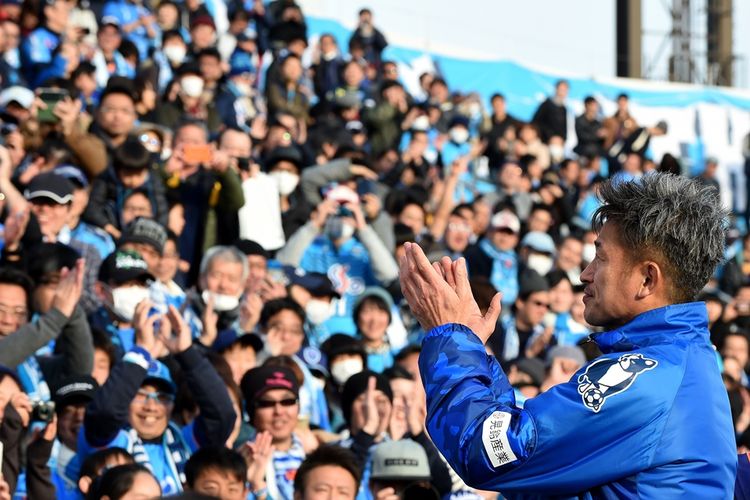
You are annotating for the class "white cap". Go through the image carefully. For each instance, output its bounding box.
[0,86,34,109]
[491,210,520,233]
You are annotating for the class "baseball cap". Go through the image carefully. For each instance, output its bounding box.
[54,164,88,189]
[521,231,556,255]
[143,360,176,394]
[286,268,340,298]
[99,16,121,31]
[120,218,167,255]
[491,210,520,233]
[24,172,74,204]
[53,375,99,408]
[228,51,256,77]
[98,249,154,285]
[0,86,34,109]
[370,439,431,481]
[518,269,549,296]
[212,330,263,353]
[240,365,300,407]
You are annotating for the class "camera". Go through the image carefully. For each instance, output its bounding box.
[31,401,56,423]
[237,157,250,171]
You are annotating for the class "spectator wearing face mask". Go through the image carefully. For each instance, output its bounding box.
[184,246,247,345]
[519,231,557,278]
[277,188,399,337]
[321,334,367,431]
[156,65,221,133]
[90,249,154,355]
[286,270,342,346]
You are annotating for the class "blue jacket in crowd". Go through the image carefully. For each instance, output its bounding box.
[419,302,736,498]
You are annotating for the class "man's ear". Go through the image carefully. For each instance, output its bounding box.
[636,261,663,299]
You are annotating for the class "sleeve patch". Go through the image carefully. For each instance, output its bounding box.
[481,410,518,468]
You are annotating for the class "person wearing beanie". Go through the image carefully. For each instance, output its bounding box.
[240,365,306,500]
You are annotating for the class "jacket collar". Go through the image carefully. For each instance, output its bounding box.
[593,302,709,354]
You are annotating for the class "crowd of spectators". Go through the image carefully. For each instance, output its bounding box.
[0,0,746,499]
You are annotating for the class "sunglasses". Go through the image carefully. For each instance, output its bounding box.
[256,398,298,409]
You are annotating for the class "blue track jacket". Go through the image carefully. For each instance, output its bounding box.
[419,302,736,498]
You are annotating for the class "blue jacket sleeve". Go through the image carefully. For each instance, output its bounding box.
[84,347,150,446]
[419,323,672,496]
[176,345,237,448]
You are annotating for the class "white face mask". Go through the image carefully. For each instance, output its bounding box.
[582,243,596,264]
[450,127,469,144]
[305,299,334,325]
[112,286,151,322]
[412,115,430,131]
[202,290,240,312]
[163,44,186,64]
[549,144,565,164]
[527,253,554,276]
[181,76,204,98]
[269,171,300,196]
[331,358,363,386]
[322,51,338,61]
[234,82,253,96]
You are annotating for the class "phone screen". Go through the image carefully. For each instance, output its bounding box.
[37,88,69,124]
[183,144,213,164]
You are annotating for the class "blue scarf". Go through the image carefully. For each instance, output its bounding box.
[17,356,50,402]
[478,239,518,305]
[129,423,191,495]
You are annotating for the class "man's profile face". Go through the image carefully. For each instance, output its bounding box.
[298,465,357,500]
[580,222,643,329]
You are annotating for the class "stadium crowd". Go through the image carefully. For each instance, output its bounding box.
[0,0,747,498]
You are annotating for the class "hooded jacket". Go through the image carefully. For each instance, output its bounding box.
[419,302,736,498]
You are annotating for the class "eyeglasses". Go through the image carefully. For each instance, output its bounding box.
[133,389,174,405]
[256,398,298,409]
[139,133,162,149]
[0,304,28,321]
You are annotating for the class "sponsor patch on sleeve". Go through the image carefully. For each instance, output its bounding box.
[481,410,518,468]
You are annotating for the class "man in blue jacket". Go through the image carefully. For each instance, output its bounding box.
[400,172,736,498]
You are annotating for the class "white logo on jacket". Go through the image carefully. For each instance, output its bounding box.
[577,353,658,412]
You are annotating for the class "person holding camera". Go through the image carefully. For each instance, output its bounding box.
[0,366,58,499]
[277,187,399,337]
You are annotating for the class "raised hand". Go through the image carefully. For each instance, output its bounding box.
[133,300,165,358]
[199,295,218,347]
[51,259,85,318]
[240,430,274,492]
[362,376,381,435]
[399,243,501,343]
[162,305,192,354]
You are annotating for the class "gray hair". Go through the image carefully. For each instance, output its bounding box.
[199,245,249,283]
[592,172,727,302]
